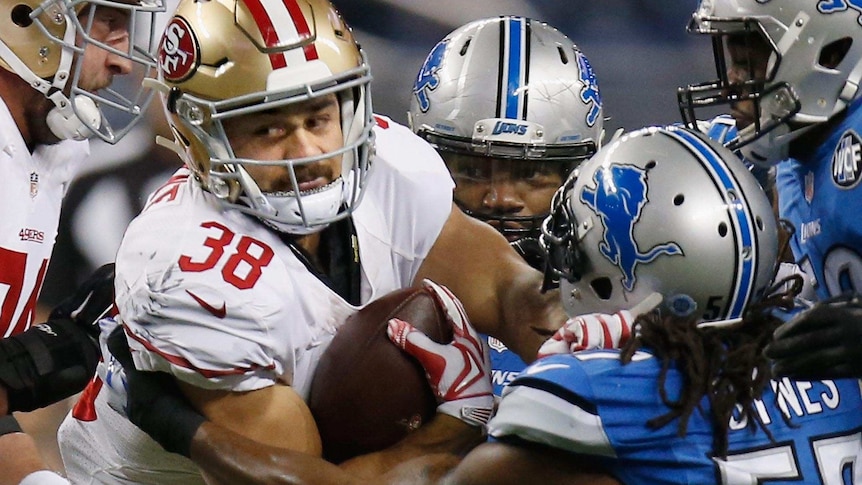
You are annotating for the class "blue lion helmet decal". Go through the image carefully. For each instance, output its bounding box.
[575,51,602,128]
[817,0,862,24]
[580,164,683,291]
[413,39,448,113]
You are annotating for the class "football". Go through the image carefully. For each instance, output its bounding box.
[308,286,453,463]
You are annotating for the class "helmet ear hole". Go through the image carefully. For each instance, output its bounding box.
[459,38,472,56]
[718,222,729,238]
[557,46,569,64]
[11,5,33,27]
[819,37,853,69]
[590,277,613,300]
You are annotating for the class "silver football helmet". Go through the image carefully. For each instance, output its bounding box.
[147,0,374,235]
[409,16,603,239]
[0,0,165,143]
[542,125,778,326]
[679,0,862,166]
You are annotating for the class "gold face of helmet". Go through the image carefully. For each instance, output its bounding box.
[0,0,84,79]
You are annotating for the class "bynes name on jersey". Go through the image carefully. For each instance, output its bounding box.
[729,378,844,430]
[492,370,519,388]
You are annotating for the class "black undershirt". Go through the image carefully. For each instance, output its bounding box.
[281,216,362,306]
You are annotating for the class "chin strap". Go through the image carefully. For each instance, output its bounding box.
[45,91,99,140]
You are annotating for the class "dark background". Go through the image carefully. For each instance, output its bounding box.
[336,0,715,135]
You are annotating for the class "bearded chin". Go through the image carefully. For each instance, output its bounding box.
[26,100,63,148]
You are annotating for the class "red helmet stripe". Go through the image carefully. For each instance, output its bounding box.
[282,0,319,61]
[244,0,287,69]
[244,0,319,70]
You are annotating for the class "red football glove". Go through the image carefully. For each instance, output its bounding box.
[537,292,662,359]
[387,280,493,427]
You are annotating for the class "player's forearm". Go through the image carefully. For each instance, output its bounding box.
[339,414,483,481]
[0,428,53,485]
[192,416,482,485]
[193,421,343,485]
[499,267,566,363]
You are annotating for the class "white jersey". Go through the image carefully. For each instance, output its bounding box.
[58,116,455,484]
[0,98,87,337]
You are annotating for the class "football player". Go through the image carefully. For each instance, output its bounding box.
[57,0,570,483]
[0,0,163,481]
[678,0,862,380]
[445,125,862,484]
[408,16,605,398]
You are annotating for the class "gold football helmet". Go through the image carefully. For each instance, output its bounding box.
[0,0,165,143]
[148,0,374,235]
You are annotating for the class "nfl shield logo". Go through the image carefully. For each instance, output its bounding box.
[804,171,814,203]
[487,336,508,353]
[29,172,38,199]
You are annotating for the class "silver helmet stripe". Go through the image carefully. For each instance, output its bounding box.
[669,129,758,320]
[498,16,529,120]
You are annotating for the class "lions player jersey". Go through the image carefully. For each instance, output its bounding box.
[0,99,87,337]
[58,116,456,484]
[490,351,862,484]
[484,334,527,398]
[777,97,862,299]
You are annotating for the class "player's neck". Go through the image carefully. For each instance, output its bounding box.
[788,108,847,160]
[0,72,31,147]
[0,72,51,152]
[293,231,322,260]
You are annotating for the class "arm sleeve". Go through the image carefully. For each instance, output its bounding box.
[360,118,455,283]
[118,273,285,392]
[488,355,616,458]
[114,216,294,393]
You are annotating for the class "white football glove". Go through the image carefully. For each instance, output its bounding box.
[537,292,662,359]
[387,280,494,428]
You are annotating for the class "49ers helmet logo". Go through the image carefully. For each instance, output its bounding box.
[159,17,199,82]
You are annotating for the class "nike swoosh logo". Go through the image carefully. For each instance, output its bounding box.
[186,290,226,319]
[524,362,570,375]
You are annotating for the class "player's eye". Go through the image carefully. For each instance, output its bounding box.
[514,162,565,187]
[252,125,287,138]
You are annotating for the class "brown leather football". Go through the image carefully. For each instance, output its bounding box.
[308,286,453,463]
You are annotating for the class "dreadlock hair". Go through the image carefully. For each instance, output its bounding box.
[619,274,803,458]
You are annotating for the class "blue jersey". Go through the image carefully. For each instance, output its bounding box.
[484,334,526,398]
[777,97,862,299]
[489,351,862,485]
[700,114,772,191]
